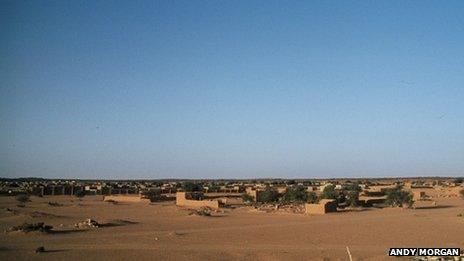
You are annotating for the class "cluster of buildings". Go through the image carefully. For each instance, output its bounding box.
[0,179,179,196]
[106,178,463,214]
[1,178,462,214]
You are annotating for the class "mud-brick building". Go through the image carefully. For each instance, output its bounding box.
[305,199,337,214]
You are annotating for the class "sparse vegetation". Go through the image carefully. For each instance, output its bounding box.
[344,183,362,192]
[345,190,359,207]
[192,207,212,216]
[16,194,30,207]
[105,199,118,204]
[282,185,307,203]
[385,187,413,207]
[141,190,161,202]
[75,219,100,228]
[344,183,361,207]
[48,201,63,207]
[307,191,319,204]
[10,222,53,233]
[75,190,86,199]
[321,185,336,199]
[258,186,279,203]
[286,180,296,185]
[182,182,203,192]
[208,184,221,193]
[241,193,254,204]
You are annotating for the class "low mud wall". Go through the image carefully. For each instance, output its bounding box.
[103,195,150,203]
[176,192,219,209]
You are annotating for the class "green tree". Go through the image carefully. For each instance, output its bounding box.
[282,185,307,203]
[141,190,161,202]
[321,185,336,199]
[344,183,361,207]
[345,190,359,207]
[286,180,296,185]
[307,191,319,203]
[385,187,413,207]
[258,186,279,203]
[209,184,220,192]
[241,193,254,204]
[182,182,203,192]
[344,183,362,192]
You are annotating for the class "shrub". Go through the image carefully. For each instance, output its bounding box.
[344,183,362,192]
[241,193,254,204]
[336,193,346,205]
[321,185,336,199]
[307,192,319,204]
[16,194,30,206]
[302,181,313,186]
[282,186,308,203]
[141,190,161,202]
[258,186,279,203]
[182,182,203,192]
[11,222,53,233]
[208,185,220,193]
[48,201,63,207]
[459,189,464,199]
[344,184,361,207]
[286,180,296,185]
[75,190,86,198]
[345,190,359,207]
[385,187,413,207]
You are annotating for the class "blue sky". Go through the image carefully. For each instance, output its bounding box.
[1,1,463,179]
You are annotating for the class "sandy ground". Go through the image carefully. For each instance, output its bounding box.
[0,196,463,260]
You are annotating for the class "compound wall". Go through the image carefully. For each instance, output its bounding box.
[176,192,219,209]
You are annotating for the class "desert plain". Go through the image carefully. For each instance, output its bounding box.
[1,195,463,261]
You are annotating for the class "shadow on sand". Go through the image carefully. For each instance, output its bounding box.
[413,205,454,210]
[42,249,69,253]
[205,214,227,218]
[338,208,373,213]
[99,220,139,227]
[29,211,67,219]
[48,229,88,234]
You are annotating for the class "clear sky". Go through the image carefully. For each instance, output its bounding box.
[1,1,463,179]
